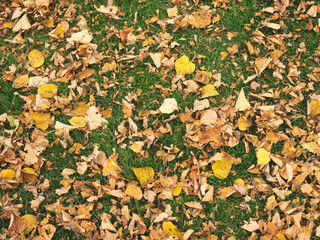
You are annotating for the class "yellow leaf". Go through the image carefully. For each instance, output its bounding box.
[72,102,89,116]
[0,169,16,180]
[175,56,195,75]
[30,112,51,130]
[69,117,88,128]
[237,117,252,131]
[133,167,154,185]
[13,74,29,88]
[235,88,251,112]
[28,49,45,68]
[172,182,182,196]
[21,214,37,234]
[309,99,320,117]
[257,148,270,165]
[212,158,233,179]
[163,221,181,237]
[125,183,142,200]
[188,9,212,28]
[3,22,15,28]
[22,167,38,176]
[38,84,58,98]
[43,19,54,28]
[220,51,229,60]
[49,24,65,38]
[201,84,219,98]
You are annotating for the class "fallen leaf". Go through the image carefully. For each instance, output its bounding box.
[13,74,29,88]
[13,14,31,32]
[159,98,178,114]
[72,102,89,116]
[201,84,219,98]
[28,49,45,68]
[125,183,143,200]
[1,169,16,180]
[67,30,93,44]
[172,182,182,196]
[188,9,212,28]
[21,214,37,234]
[212,158,233,179]
[175,56,195,75]
[237,117,252,131]
[31,112,51,130]
[133,167,154,185]
[167,6,178,18]
[257,148,270,165]
[38,84,58,98]
[69,116,88,128]
[163,221,181,237]
[235,88,251,111]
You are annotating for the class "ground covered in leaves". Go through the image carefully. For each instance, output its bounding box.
[1,0,320,239]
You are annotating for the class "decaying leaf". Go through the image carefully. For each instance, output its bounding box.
[159,98,178,114]
[175,56,195,75]
[235,88,251,111]
[188,9,212,28]
[67,30,93,44]
[133,167,154,185]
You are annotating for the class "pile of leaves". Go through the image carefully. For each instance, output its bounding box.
[1,0,320,239]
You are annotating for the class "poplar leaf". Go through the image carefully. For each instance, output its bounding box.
[28,49,45,68]
[133,167,154,185]
[175,56,195,75]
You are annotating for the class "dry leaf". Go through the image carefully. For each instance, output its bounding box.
[235,88,251,111]
[69,117,88,128]
[28,50,45,68]
[257,148,270,165]
[308,95,320,117]
[159,98,178,114]
[38,84,58,98]
[167,7,178,18]
[188,9,212,28]
[49,24,65,38]
[67,30,93,44]
[133,167,154,185]
[125,183,143,200]
[172,182,182,196]
[175,56,195,75]
[31,112,51,130]
[72,102,89,116]
[13,14,31,32]
[163,221,181,237]
[201,84,219,98]
[237,117,252,131]
[21,214,37,234]
[1,169,16,180]
[212,158,233,179]
[13,74,29,88]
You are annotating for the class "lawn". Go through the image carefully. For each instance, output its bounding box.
[1,0,320,239]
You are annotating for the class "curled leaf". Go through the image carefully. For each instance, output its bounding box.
[172,182,182,196]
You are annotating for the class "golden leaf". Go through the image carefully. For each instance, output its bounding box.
[220,51,229,60]
[125,183,143,200]
[30,112,50,130]
[175,56,195,75]
[194,70,212,84]
[69,117,88,128]
[309,99,320,117]
[201,84,219,98]
[189,9,212,28]
[212,158,233,179]
[28,49,45,68]
[43,19,54,28]
[72,102,89,116]
[38,84,58,98]
[133,167,154,185]
[49,24,65,38]
[13,74,29,88]
[0,169,16,180]
[257,148,270,165]
[235,88,251,112]
[172,182,182,196]
[21,214,37,234]
[163,221,181,237]
[237,117,252,131]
